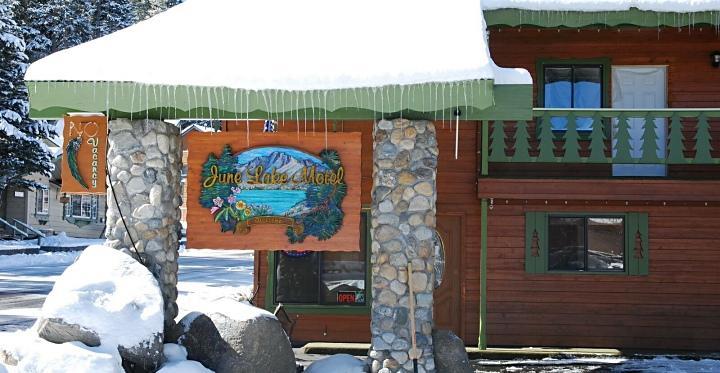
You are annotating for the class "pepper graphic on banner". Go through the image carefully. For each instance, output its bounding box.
[61,115,107,194]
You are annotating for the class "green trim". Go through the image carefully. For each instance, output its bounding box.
[481,121,490,176]
[485,8,720,28]
[536,58,611,110]
[264,208,372,316]
[479,198,488,349]
[26,80,509,120]
[524,212,649,275]
[477,85,533,121]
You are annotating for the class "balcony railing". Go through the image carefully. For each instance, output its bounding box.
[487,109,720,164]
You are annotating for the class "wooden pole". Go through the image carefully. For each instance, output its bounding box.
[407,262,421,371]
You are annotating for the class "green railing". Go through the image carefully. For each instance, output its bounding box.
[488,109,720,164]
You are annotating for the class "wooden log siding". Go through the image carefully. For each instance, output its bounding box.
[244,120,484,344]
[484,203,720,350]
[487,27,720,179]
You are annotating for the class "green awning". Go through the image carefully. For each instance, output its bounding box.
[28,80,532,121]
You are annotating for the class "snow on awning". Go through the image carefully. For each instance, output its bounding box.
[25,0,531,120]
[484,0,720,28]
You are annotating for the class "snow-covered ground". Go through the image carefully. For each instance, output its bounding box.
[0,233,106,255]
[0,248,254,333]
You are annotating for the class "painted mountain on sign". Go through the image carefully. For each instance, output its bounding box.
[236,149,329,182]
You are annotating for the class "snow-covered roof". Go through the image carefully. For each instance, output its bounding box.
[484,0,720,12]
[26,0,528,90]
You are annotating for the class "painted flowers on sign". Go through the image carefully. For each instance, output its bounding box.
[200,145,347,243]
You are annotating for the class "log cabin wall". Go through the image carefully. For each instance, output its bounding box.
[487,27,720,179]
[480,27,720,350]
[242,120,484,344]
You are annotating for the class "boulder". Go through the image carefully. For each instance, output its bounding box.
[38,245,165,372]
[37,318,101,347]
[305,354,367,373]
[174,312,248,373]
[432,329,473,373]
[206,300,296,373]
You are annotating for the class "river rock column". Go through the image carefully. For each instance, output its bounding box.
[105,119,182,333]
[369,119,438,373]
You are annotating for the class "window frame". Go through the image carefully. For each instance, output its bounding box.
[537,58,611,110]
[547,214,626,273]
[69,195,97,220]
[264,207,372,315]
[525,211,649,276]
[35,187,49,215]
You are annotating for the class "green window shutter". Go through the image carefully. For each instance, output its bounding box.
[525,212,547,273]
[626,212,649,275]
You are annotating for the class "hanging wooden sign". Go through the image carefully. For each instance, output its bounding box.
[186,132,361,251]
[61,114,107,194]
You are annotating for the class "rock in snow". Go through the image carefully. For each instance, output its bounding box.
[174,312,246,373]
[209,308,296,373]
[38,245,165,371]
[432,329,473,373]
[305,354,367,373]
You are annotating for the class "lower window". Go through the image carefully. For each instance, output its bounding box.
[273,210,369,306]
[548,216,624,272]
[526,211,648,275]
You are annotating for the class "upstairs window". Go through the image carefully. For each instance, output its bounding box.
[541,62,606,131]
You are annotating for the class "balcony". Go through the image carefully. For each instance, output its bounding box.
[485,108,720,165]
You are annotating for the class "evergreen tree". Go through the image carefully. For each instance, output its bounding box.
[0,2,54,196]
[11,0,51,62]
[92,0,137,38]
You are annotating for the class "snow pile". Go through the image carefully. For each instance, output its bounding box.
[40,232,106,248]
[157,344,213,373]
[26,0,530,89]
[0,251,81,269]
[0,331,122,372]
[175,249,255,318]
[483,0,720,12]
[40,245,163,350]
[180,298,275,324]
[305,354,367,373]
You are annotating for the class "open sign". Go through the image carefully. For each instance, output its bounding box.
[337,291,365,304]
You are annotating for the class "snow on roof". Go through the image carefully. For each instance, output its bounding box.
[180,124,216,137]
[484,0,720,12]
[26,0,530,90]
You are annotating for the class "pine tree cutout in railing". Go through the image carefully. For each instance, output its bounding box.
[640,113,661,163]
[667,113,686,164]
[489,120,507,162]
[537,112,555,162]
[613,113,633,163]
[694,113,714,164]
[562,113,581,162]
[511,120,531,162]
[588,113,607,162]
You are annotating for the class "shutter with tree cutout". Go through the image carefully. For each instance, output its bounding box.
[525,211,547,274]
[626,212,649,275]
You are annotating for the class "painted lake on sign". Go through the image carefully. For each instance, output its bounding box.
[239,189,306,215]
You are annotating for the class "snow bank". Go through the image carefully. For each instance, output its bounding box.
[179,298,275,323]
[0,251,81,269]
[158,344,214,372]
[40,232,105,248]
[26,0,529,89]
[484,0,720,12]
[40,245,163,349]
[305,354,367,373]
[0,331,122,373]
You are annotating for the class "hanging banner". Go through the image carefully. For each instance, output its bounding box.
[187,132,361,251]
[61,114,107,194]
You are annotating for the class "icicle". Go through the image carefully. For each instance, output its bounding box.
[399,85,404,120]
[281,90,285,128]
[311,92,316,135]
[454,108,460,160]
[130,83,136,120]
[245,90,250,147]
[296,92,300,141]
[233,89,239,127]
[145,84,149,120]
[303,91,307,136]
[324,91,328,150]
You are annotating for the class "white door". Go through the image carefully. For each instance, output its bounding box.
[612,66,667,177]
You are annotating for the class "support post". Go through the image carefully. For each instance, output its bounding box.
[369,119,438,373]
[105,119,182,334]
[479,120,489,349]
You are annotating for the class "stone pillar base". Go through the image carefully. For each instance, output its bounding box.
[369,119,438,373]
[106,119,182,333]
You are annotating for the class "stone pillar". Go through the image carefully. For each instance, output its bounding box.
[105,119,182,333]
[369,119,438,373]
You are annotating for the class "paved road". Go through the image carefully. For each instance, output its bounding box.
[0,263,67,332]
